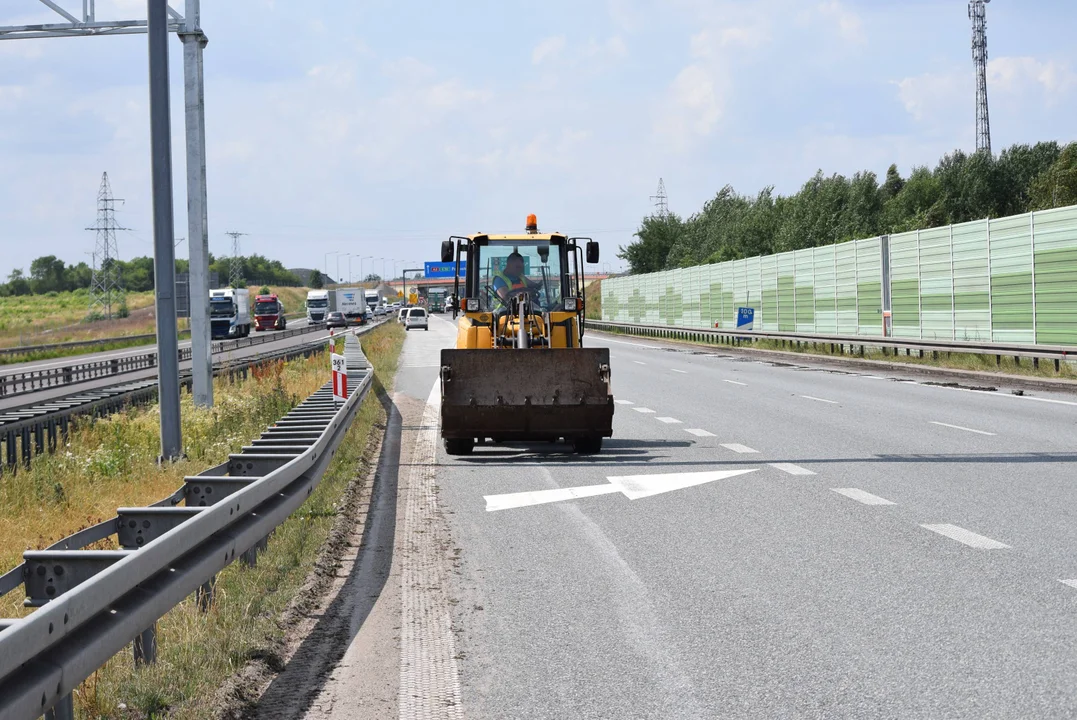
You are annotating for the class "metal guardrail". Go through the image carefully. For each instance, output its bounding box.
[0,332,376,720]
[0,322,324,401]
[0,322,383,471]
[0,333,160,358]
[588,320,1077,373]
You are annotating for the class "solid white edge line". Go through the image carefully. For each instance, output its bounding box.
[831,487,895,505]
[685,429,715,437]
[930,421,996,436]
[920,523,1010,549]
[769,463,816,476]
[721,443,759,454]
[801,395,839,405]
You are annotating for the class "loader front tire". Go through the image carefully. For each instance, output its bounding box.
[444,437,475,455]
[572,436,603,454]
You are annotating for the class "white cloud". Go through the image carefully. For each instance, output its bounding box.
[894,71,963,123]
[814,0,866,45]
[532,35,566,65]
[989,57,1077,98]
[654,64,724,151]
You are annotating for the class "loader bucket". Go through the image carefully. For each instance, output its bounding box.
[440,349,614,443]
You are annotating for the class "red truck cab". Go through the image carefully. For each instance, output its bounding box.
[254,294,287,331]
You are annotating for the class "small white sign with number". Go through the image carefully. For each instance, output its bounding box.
[331,353,348,401]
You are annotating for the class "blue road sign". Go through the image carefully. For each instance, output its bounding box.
[736,307,755,331]
[424,261,466,278]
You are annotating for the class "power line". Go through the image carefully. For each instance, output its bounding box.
[650,178,669,218]
[86,172,128,319]
[970,0,992,154]
[225,230,248,287]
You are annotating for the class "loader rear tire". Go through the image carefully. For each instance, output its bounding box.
[444,438,475,455]
[572,436,602,454]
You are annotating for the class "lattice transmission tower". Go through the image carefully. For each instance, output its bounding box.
[970,0,992,154]
[650,178,669,218]
[86,172,128,319]
[225,231,247,287]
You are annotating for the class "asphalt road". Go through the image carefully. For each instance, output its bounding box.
[0,317,311,373]
[0,318,344,412]
[317,317,1077,719]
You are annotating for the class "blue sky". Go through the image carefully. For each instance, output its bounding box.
[1,0,1075,278]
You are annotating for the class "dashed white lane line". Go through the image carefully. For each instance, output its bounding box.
[769,463,816,476]
[685,429,715,437]
[655,417,682,424]
[633,407,656,414]
[633,361,647,365]
[1059,579,1077,590]
[721,443,759,454]
[921,523,1010,549]
[724,380,747,386]
[671,369,688,374]
[800,395,839,405]
[930,421,996,436]
[831,488,895,505]
[614,399,635,405]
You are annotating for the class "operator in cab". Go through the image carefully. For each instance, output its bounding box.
[493,252,541,309]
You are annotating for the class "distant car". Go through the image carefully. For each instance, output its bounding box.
[397,307,408,324]
[326,311,347,329]
[405,307,428,331]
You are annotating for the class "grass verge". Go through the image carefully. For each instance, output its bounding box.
[595,326,1077,382]
[44,320,403,719]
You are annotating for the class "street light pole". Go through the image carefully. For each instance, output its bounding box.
[324,251,338,283]
[147,0,182,461]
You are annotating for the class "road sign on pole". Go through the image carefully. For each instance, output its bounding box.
[331,353,347,403]
[736,307,755,331]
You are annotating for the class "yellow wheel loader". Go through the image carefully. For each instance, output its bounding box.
[439,215,614,455]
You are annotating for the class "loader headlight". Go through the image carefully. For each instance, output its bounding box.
[564,297,579,311]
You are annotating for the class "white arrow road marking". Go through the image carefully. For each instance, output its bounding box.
[1059,579,1077,590]
[484,469,758,512]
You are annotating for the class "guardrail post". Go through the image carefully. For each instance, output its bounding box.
[197,576,215,611]
[111,358,120,375]
[44,693,74,720]
[133,625,157,665]
[62,366,73,385]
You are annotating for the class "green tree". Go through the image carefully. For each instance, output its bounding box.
[5,268,30,296]
[309,269,324,289]
[618,213,684,274]
[1029,143,1077,210]
[364,273,382,283]
[259,285,272,295]
[29,255,68,293]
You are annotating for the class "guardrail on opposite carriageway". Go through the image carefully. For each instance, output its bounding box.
[0,322,324,400]
[0,330,376,720]
[587,320,1077,373]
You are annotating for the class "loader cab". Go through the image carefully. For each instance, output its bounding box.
[442,225,599,350]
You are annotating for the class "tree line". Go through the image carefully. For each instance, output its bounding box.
[620,142,1077,274]
[0,253,302,296]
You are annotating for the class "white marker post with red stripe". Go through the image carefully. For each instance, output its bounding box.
[331,352,347,405]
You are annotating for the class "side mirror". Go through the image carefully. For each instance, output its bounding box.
[586,241,599,264]
[441,240,454,263]
[538,245,550,264]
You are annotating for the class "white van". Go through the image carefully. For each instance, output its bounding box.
[405,307,428,331]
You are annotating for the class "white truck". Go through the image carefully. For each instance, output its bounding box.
[333,287,366,325]
[364,289,380,313]
[209,288,251,339]
[306,289,330,324]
